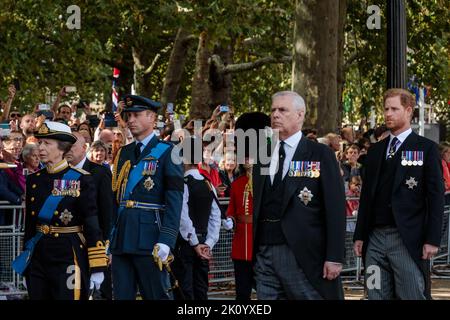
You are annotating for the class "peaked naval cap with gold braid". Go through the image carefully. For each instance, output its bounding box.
[35,121,77,144]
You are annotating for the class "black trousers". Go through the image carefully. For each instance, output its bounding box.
[26,235,89,300]
[172,238,209,300]
[233,259,254,300]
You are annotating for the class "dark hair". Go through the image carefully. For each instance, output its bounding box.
[56,140,73,156]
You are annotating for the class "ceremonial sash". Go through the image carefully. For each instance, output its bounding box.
[12,170,82,275]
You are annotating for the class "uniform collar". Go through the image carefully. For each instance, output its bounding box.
[136,132,155,148]
[47,159,69,174]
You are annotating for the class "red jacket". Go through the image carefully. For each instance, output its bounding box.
[442,159,450,193]
[227,175,253,261]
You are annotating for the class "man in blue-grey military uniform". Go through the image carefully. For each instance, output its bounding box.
[110,94,184,300]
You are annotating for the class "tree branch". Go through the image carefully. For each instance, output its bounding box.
[210,54,292,75]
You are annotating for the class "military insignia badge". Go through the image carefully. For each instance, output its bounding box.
[298,186,314,205]
[144,176,155,191]
[126,97,133,106]
[405,176,418,190]
[59,209,73,226]
[38,123,50,134]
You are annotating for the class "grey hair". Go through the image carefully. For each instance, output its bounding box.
[21,143,38,160]
[272,91,306,112]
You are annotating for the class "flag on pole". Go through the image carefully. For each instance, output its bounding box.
[112,68,120,113]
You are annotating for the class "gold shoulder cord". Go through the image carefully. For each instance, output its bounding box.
[116,161,131,203]
[111,148,122,192]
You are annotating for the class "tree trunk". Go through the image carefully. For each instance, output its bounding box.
[160,28,193,113]
[336,0,347,126]
[132,46,153,97]
[292,0,342,135]
[210,42,234,108]
[190,31,212,120]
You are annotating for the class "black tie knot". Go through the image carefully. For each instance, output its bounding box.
[135,142,143,159]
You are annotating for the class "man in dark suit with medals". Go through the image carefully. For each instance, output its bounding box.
[66,131,114,299]
[354,88,445,299]
[13,121,107,300]
[252,91,346,300]
[110,95,184,300]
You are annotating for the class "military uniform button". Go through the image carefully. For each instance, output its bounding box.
[80,245,83,249]
[31,211,35,216]
[31,197,35,202]
[55,223,59,226]
[54,211,59,215]
[32,184,37,189]
[54,233,59,238]
[36,173,41,176]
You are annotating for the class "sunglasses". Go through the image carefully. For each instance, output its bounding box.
[10,113,21,118]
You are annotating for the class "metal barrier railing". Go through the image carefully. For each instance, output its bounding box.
[2,199,448,298]
[0,201,26,298]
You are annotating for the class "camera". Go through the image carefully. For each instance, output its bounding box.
[64,86,76,93]
[219,105,229,113]
[77,100,89,109]
[0,123,11,137]
[167,103,174,114]
[104,112,118,128]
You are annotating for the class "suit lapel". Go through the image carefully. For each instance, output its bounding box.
[253,140,275,225]
[369,138,389,197]
[280,136,311,216]
[393,131,419,192]
[82,159,91,172]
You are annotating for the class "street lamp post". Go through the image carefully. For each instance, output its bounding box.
[387,0,407,89]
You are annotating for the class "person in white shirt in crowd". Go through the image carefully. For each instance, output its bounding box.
[172,136,221,300]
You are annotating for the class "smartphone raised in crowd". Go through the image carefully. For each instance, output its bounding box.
[219,105,229,113]
[167,103,174,114]
[64,86,77,93]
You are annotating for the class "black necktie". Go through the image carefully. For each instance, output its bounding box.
[135,142,143,159]
[387,137,399,159]
[273,141,286,187]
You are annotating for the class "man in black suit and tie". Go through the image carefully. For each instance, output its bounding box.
[66,131,114,299]
[252,91,346,300]
[353,88,445,300]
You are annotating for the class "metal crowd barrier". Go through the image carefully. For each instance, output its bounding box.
[0,201,26,299]
[430,205,450,278]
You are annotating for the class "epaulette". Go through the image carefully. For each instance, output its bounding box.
[70,167,91,175]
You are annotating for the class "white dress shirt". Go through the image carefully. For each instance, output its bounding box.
[385,128,412,159]
[179,169,222,249]
[136,131,156,152]
[269,130,303,184]
[73,156,87,169]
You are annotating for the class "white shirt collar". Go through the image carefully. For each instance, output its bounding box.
[280,129,303,149]
[184,168,204,180]
[136,132,155,149]
[389,127,412,144]
[73,156,87,169]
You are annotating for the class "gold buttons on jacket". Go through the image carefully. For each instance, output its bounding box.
[36,173,41,176]
[54,233,59,238]
[31,197,35,202]
[31,211,35,216]
[54,211,59,216]
[32,184,36,189]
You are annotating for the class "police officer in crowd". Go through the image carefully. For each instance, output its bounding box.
[13,121,107,300]
[110,95,184,300]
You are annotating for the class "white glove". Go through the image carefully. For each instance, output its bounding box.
[156,242,170,262]
[89,272,104,290]
[222,218,233,230]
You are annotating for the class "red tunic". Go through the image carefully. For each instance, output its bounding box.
[226,175,253,261]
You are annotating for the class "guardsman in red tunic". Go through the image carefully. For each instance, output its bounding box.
[224,161,254,300]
